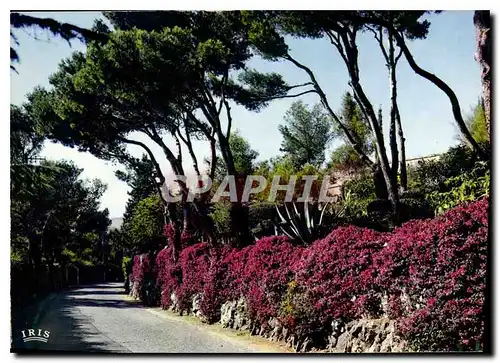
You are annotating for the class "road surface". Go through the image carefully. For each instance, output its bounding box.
[11,282,271,353]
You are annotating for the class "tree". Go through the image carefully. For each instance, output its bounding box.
[115,155,158,222]
[10,12,107,71]
[125,194,165,253]
[329,92,374,173]
[10,104,45,196]
[245,10,488,218]
[363,11,433,190]
[473,11,491,140]
[31,11,310,250]
[350,11,487,160]
[279,101,332,168]
[244,11,400,213]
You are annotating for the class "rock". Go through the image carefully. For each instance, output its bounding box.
[220,300,236,328]
[299,337,311,352]
[168,292,178,311]
[191,293,202,316]
[326,318,407,353]
[219,297,251,331]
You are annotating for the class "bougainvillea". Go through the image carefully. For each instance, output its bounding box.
[155,247,180,309]
[375,198,488,351]
[131,253,157,305]
[132,198,488,352]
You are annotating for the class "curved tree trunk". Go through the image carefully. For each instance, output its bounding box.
[345,13,487,160]
[389,27,487,159]
[474,11,491,141]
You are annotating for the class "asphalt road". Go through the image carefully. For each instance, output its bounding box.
[11,282,265,353]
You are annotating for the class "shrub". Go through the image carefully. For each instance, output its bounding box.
[122,256,132,293]
[374,198,488,351]
[407,144,480,194]
[287,226,386,344]
[232,236,303,327]
[176,243,211,312]
[155,247,181,309]
[139,198,488,352]
[341,172,376,217]
[427,162,489,214]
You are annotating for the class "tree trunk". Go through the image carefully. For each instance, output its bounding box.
[373,164,389,200]
[166,201,181,262]
[388,25,487,160]
[388,32,399,190]
[474,11,491,141]
[395,108,408,190]
[216,129,252,247]
[338,29,399,215]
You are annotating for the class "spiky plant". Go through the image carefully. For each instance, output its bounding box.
[274,201,345,245]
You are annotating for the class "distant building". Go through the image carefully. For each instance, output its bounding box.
[326,153,443,198]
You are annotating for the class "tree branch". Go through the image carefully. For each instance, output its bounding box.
[350,14,487,159]
[283,52,375,170]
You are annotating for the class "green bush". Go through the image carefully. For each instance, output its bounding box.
[427,162,490,214]
[407,145,480,194]
[122,256,132,292]
[341,173,376,218]
[209,201,232,237]
[248,202,276,239]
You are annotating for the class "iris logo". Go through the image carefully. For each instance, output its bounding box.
[21,329,50,343]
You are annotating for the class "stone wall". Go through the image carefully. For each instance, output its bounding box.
[158,292,409,353]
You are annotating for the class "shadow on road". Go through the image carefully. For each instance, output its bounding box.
[12,283,131,353]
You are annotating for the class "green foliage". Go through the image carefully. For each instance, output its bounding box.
[335,92,373,151]
[329,144,364,172]
[122,256,132,282]
[465,100,489,144]
[11,150,110,267]
[279,101,332,168]
[251,156,327,203]
[341,172,376,217]
[126,194,165,250]
[329,92,374,172]
[407,145,480,194]
[228,130,259,175]
[209,200,232,238]
[115,155,158,221]
[427,162,490,214]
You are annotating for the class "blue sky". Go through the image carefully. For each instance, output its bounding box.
[10,11,482,218]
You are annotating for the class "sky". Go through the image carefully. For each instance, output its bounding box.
[10,11,482,219]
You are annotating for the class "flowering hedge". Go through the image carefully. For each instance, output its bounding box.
[130,198,488,351]
[375,197,488,351]
[131,253,156,304]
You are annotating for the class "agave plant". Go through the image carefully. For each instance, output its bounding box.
[274,200,345,245]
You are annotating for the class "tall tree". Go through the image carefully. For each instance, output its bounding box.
[363,11,432,190]
[279,101,332,168]
[351,11,487,159]
[473,11,491,141]
[115,155,158,222]
[244,11,400,213]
